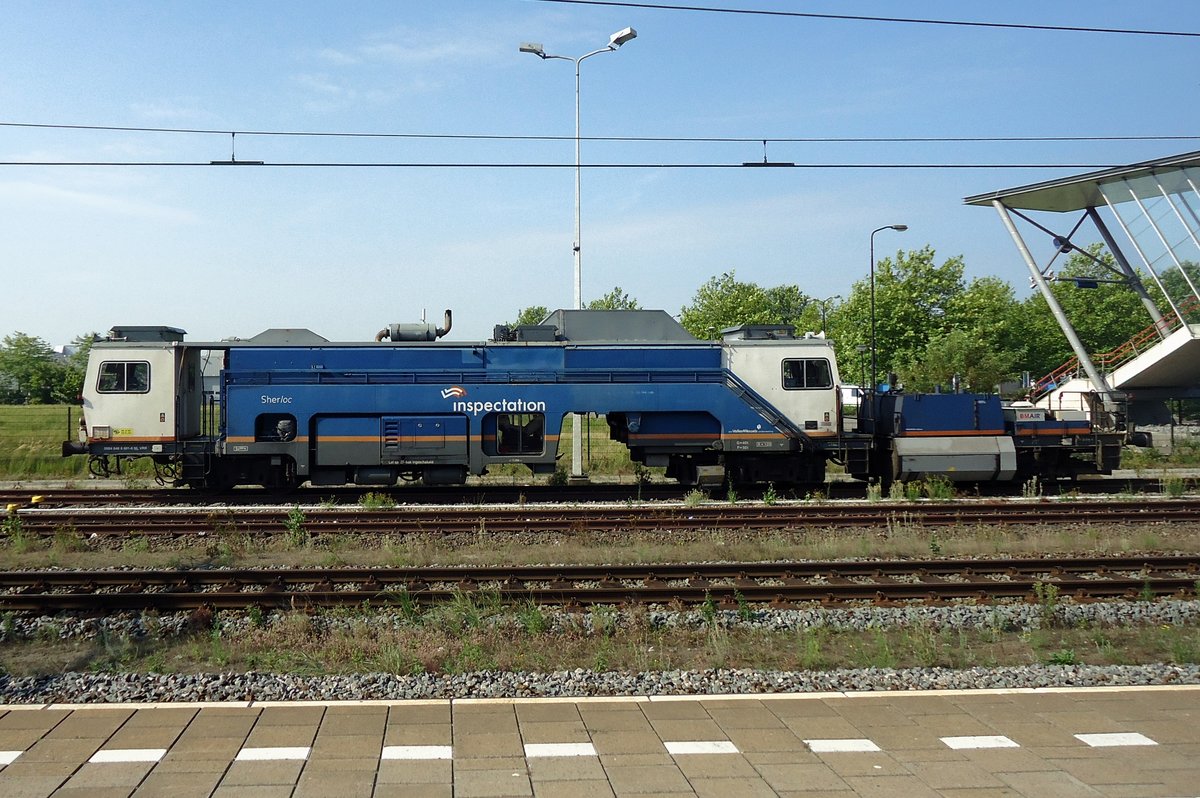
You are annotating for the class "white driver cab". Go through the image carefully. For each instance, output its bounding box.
[721,325,841,437]
[80,327,203,448]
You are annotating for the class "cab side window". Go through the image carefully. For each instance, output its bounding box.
[98,361,151,393]
[781,358,832,390]
[496,413,545,455]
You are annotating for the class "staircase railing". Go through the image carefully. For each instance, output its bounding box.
[1030,296,1199,402]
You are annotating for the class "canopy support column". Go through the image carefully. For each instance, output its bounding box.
[993,200,1116,411]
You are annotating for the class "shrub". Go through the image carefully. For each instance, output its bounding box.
[922,476,955,500]
[359,492,396,509]
[284,505,309,548]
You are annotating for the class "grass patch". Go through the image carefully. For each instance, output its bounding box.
[283,505,309,548]
[2,521,1200,573]
[0,407,674,481]
[2,609,1196,677]
[0,405,90,479]
[359,492,397,510]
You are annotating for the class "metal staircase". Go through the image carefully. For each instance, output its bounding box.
[1032,296,1200,403]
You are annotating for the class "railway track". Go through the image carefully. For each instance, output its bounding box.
[0,556,1195,613]
[0,475,1187,509]
[5,498,1196,538]
[1,484,700,508]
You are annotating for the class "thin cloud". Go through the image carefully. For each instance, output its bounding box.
[294,73,351,96]
[358,35,500,65]
[0,181,199,223]
[316,47,360,66]
[129,101,214,123]
[309,21,511,70]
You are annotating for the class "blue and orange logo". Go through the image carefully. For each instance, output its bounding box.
[440,386,467,399]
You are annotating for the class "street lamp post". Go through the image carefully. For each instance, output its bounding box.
[520,27,637,312]
[818,295,841,334]
[869,224,907,392]
[521,27,637,478]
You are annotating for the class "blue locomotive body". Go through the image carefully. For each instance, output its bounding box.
[217,336,801,488]
[65,310,1123,490]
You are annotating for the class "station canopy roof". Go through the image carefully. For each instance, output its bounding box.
[964,150,1200,213]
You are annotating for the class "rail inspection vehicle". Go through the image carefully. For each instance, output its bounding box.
[63,309,1123,490]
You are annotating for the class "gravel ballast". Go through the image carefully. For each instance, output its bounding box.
[1,664,1197,704]
[2,600,1198,703]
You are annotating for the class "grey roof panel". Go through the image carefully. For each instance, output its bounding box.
[546,309,697,342]
[964,150,1200,212]
[247,328,330,344]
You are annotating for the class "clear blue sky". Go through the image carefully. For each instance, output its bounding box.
[2,1,1197,343]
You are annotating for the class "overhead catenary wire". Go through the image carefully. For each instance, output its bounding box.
[532,0,1200,38]
[0,161,1125,169]
[1,121,1197,145]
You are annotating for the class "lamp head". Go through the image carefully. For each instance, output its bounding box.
[608,27,637,48]
[519,42,546,57]
[891,224,908,231]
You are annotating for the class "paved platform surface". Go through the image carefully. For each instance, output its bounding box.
[0,685,1196,797]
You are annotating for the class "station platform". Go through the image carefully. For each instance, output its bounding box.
[0,685,1197,797]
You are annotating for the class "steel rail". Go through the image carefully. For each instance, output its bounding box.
[7,499,1197,538]
[1,556,1196,612]
[0,556,1193,586]
[0,476,1185,509]
[0,484,705,507]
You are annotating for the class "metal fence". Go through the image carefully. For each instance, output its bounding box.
[0,406,643,482]
[0,405,82,477]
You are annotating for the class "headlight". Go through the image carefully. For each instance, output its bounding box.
[92,426,111,440]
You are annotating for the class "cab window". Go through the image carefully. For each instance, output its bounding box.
[98,361,151,393]
[782,358,832,390]
[496,413,545,455]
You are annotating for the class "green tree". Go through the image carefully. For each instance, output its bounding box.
[680,272,810,339]
[510,306,549,327]
[586,286,640,310]
[1155,261,1200,322]
[57,333,98,403]
[948,276,1025,358]
[897,275,1025,391]
[900,329,1019,393]
[826,247,967,384]
[1015,246,1154,378]
[0,332,63,404]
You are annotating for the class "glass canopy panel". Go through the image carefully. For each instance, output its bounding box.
[1102,172,1200,309]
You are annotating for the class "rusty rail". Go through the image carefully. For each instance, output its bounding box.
[0,556,1195,612]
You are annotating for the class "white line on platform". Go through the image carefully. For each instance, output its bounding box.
[235,746,312,761]
[0,751,22,765]
[804,739,882,753]
[664,740,740,755]
[11,683,1200,713]
[525,743,598,758]
[88,748,167,763]
[941,735,1020,750]
[381,745,453,760]
[1075,732,1158,748]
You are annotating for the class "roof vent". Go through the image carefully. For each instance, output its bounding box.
[721,324,796,341]
[106,326,186,343]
